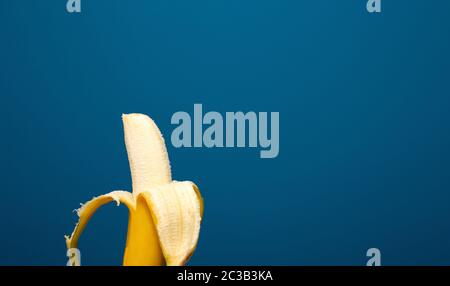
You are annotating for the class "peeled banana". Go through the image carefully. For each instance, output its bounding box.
[65,114,204,266]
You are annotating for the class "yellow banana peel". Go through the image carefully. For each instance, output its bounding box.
[65,114,204,266]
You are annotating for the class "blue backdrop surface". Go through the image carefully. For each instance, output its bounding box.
[0,1,449,265]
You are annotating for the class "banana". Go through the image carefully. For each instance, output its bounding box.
[65,114,204,266]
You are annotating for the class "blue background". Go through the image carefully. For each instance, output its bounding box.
[1,1,449,265]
